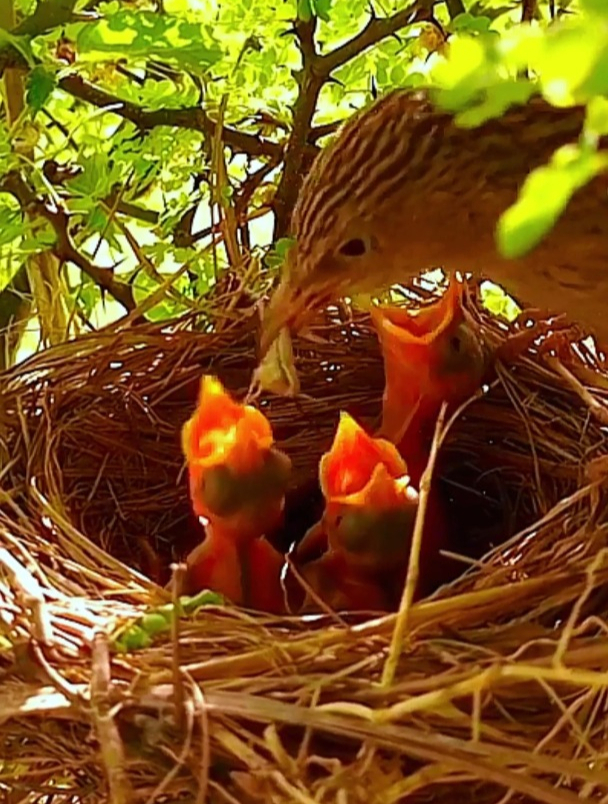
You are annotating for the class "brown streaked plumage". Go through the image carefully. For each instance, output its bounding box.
[259,89,608,358]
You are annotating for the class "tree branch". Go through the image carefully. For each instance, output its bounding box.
[272,1,436,237]
[309,121,341,142]
[444,0,466,19]
[11,0,79,37]
[273,16,324,238]
[319,1,435,75]
[0,171,136,311]
[58,75,283,160]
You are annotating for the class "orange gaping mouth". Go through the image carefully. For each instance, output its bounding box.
[182,375,274,474]
[333,462,419,511]
[320,411,410,500]
[370,277,464,349]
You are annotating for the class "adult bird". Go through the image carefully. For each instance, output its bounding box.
[259,89,608,359]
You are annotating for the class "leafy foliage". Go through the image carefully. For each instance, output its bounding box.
[0,0,605,362]
[431,0,608,257]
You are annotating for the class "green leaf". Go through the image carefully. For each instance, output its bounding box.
[132,270,190,322]
[266,236,295,270]
[455,80,535,128]
[312,0,333,21]
[26,66,56,115]
[535,21,607,105]
[498,145,608,259]
[112,591,224,653]
[585,96,608,139]
[66,153,115,199]
[75,10,223,72]
[390,63,407,85]
[0,29,35,68]
[580,0,608,16]
[297,0,313,22]
[450,13,492,34]
[0,204,23,247]
[480,281,521,322]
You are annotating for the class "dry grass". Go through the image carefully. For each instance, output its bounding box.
[1,274,608,803]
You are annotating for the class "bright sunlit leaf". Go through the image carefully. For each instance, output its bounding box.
[498,145,608,259]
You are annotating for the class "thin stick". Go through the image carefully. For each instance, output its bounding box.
[381,402,448,687]
[0,548,54,647]
[170,562,186,730]
[546,356,608,426]
[90,632,134,804]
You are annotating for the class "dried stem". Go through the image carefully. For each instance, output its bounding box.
[90,633,134,804]
[382,402,448,687]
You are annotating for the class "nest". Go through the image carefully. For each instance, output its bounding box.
[2,275,608,804]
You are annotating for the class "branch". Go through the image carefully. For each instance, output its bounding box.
[0,171,136,311]
[444,0,466,19]
[0,263,32,371]
[0,0,82,73]
[11,0,79,37]
[58,75,283,160]
[272,1,436,237]
[309,120,341,142]
[521,0,538,22]
[319,1,435,75]
[273,16,324,238]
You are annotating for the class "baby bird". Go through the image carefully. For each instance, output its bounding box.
[181,375,290,613]
[371,278,489,484]
[295,412,451,612]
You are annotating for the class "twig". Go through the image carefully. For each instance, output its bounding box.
[285,554,348,626]
[144,696,195,804]
[189,677,211,804]
[319,1,434,75]
[444,0,465,19]
[11,0,79,37]
[170,562,186,730]
[58,75,282,160]
[552,548,608,667]
[546,356,608,426]
[382,402,448,687]
[90,632,134,804]
[0,547,54,646]
[0,171,135,311]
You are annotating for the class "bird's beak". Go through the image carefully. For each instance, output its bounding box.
[370,278,463,348]
[339,464,419,510]
[258,278,314,361]
[319,411,408,499]
[182,374,274,473]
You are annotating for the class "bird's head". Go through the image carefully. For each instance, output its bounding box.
[182,375,291,532]
[371,277,488,442]
[259,90,445,360]
[318,412,419,570]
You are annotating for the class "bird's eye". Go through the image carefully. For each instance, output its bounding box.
[338,238,368,257]
[450,335,462,353]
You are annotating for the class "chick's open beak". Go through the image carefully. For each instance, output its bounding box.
[319,411,408,499]
[370,278,463,349]
[182,375,274,473]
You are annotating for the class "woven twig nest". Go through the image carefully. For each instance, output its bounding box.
[1,277,608,804]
